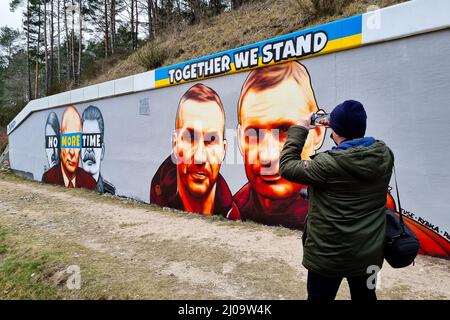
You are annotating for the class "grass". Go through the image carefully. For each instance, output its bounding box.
[0,221,162,300]
[0,226,60,299]
[0,213,141,300]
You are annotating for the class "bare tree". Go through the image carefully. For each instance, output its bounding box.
[131,0,135,49]
[135,0,138,48]
[44,0,49,94]
[50,0,54,89]
[26,0,32,99]
[104,0,109,57]
[71,0,75,83]
[110,0,116,54]
[64,0,70,81]
[57,0,61,82]
[231,0,244,9]
[147,0,153,39]
[151,0,157,36]
[77,0,82,84]
[35,2,41,99]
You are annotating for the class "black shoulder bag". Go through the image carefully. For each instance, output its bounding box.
[385,165,420,268]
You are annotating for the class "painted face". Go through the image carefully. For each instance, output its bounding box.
[174,99,226,199]
[60,107,82,175]
[81,120,103,180]
[239,78,323,200]
[45,124,59,168]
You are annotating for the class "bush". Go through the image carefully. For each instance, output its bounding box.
[0,102,26,127]
[0,100,26,152]
[135,44,168,71]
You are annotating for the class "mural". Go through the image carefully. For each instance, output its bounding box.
[42,105,115,194]
[80,106,116,194]
[44,112,60,171]
[150,84,239,219]
[233,62,325,229]
[37,61,450,259]
[8,17,446,260]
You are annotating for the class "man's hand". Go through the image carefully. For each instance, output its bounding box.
[317,116,330,127]
[296,113,315,130]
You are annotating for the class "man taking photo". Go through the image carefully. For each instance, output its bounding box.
[279,100,394,301]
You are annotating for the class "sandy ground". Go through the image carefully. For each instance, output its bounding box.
[0,172,449,300]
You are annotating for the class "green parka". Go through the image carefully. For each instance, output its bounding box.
[279,126,394,277]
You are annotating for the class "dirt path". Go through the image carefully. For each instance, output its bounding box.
[0,172,449,299]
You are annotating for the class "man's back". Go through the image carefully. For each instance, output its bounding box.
[280,99,392,300]
[302,139,394,277]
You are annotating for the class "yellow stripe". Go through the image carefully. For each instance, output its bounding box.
[155,78,171,88]
[155,34,362,89]
[310,33,362,57]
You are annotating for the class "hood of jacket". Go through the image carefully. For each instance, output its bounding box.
[329,137,393,180]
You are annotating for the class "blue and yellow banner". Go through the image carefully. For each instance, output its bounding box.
[60,132,82,149]
[155,15,362,88]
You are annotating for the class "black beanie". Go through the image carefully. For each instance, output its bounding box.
[329,100,367,139]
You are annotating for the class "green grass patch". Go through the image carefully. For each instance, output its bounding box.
[0,226,60,299]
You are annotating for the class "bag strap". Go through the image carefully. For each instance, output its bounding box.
[392,165,406,231]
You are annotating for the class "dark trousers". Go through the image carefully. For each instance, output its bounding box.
[307,271,377,301]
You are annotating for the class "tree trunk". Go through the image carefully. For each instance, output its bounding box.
[64,0,70,81]
[78,0,82,85]
[131,0,135,49]
[35,4,41,99]
[44,0,49,95]
[188,0,202,24]
[152,0,157,37]
[27,0,32,100]
[50,0,54,89]
[71,0,75,84]
[111,0,116,54]
[135,0,139,48]
[104,0,109,58]
[147,0,153,40]
[231,0,243,10]
[57,0,61,83]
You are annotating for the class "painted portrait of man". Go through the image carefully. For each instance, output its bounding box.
[44,112,60,171]
[42,106,96,190]
[150,83,240,220]
[234,61,326,229]
[81,105,115,194]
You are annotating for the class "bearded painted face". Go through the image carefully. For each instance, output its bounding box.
[81,119,103,180]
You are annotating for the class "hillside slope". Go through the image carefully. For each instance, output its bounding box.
[86,0,406,86]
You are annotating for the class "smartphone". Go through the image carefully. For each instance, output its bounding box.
[310,112,330,126]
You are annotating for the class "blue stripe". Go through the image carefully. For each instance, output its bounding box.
[155,15,362,81]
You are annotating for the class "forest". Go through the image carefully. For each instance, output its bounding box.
[0,0,249,130]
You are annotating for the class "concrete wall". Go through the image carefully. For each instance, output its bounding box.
[7,0,450,258]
